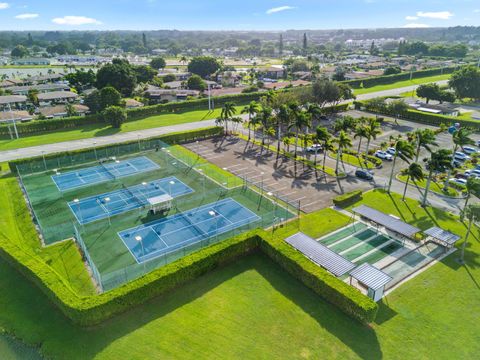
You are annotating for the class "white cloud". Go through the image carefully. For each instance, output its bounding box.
[15,13,39,19]
[405,16,418,20]
[0,2,9,10]
[416,11,453,20]
[403,23,430,28]
[52,15,102,26]
[266,6,296,15]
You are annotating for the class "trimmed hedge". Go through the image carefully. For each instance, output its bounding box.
[343,66,455,89]
[8,126,223,173]
[354,99,480,130]
[259,230,378,323]
[333,190,363,207]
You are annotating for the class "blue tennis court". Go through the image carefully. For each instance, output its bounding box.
[118,198,261,263]
[68,176,193,224]
[52,156,159,191]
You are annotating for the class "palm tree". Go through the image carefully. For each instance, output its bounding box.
[444,128,475,190]
[258,106,273,146]
[353,125,368,154]
[461,177,480,220]
[364,118,382,155]
[334,131,352,175]
[241,101,259,141]
[287,104,307,158]
[387,140,415,193]
[282,136,293,153]
[422,149,452,207]
[220,101,237,134]
[275,104,290,155]
[460,204,480,263]
[180,56,188,65]
[249,116,260,143]
[305,102,322,124]
[414,128,438,162]
[315,126,330,167]
[401,163,424,200]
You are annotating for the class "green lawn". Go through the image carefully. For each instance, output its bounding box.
[0,188,479,358]
[0,107,242,152]
[353,74,451,95]
[397,174,460,197]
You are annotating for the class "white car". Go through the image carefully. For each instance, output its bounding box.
[449,178,467,186]
[306,144,322,153]
[386,147,396,156]
[375,150,393,161]
[462,146,478,155]
[465,169,480,177]
[454,151,470,161]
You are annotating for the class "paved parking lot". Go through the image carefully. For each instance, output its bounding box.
[184,137,372,213]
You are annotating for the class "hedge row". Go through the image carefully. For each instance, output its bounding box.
[343,66,455,89]
[354,100,480,130]
[333,190,363,207]
[8,126,223,173]
[0,91,267,136]
[259,230,377,323]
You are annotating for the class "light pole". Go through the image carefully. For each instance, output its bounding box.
[209,210,217,243]
[93,141,98,160]
[7,103,19,139]
[198,168,205,196]
[41,150,47,170]
[135,235,146,273]
[168,180,175,196]
[137,135,141,151]
[207,83,212,111]
[73,198,82,225]
[104,197,111,225]
[261,172,265,194]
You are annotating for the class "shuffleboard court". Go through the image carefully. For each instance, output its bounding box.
[52,156,159,191]
[69,176,193,224]
[118,198,261,263]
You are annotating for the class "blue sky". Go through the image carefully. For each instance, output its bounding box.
[0,0,478,30]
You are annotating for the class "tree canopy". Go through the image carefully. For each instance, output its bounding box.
[187,74,206,91]
[96,58,137,97]
[449,66,480,100]
[187,56,221,78]
[150,57,166,69]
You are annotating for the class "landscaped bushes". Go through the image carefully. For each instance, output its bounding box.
[333,190,363,207]
[259,230,378,323]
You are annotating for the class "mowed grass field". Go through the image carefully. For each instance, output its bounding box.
[0,184,479,359]
[0,106,242,152]
[353,74,451,95]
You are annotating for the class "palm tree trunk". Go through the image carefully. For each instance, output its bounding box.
[402,175,410,200]
[276,122,281,156]
[461,194,471,221]
[422,170,433,207]
[357,138,362,154]
[460,215,473,262]
[335,148,341,175]
[387,155,397,193]
[444,145,458,189]
[365,138,371,155]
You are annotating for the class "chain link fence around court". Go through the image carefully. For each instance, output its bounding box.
[15,136,296,292]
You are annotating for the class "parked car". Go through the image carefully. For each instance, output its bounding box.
[386,147,396,156]
[454,151,470,161]
[355,169,373,180]
[306,144,322,153]
[465,169,480,177]
[455,173,468,180]
[449,178,467,186]
[462,146,477,155]
[374,150,393,161]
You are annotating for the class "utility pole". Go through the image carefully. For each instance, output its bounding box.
[7,103,19,139]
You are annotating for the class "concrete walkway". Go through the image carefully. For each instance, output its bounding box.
[0,119,217,162]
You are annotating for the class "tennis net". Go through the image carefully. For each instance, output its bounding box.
[181,211,213,239]
[99,161,116,179]
[122,184,147,206]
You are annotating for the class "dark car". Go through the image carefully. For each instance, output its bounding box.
[355,169,373,180]
[455,173,468,180]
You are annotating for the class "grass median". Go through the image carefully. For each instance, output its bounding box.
[353,74,451,95]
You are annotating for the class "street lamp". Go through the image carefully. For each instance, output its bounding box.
[73,198,82,224]
[41,150,47,170]
[168,180,175,196]
[104,197,111,225]
[93,141,98,160]
[198,168,205,196]
[135,235,146,273]
[209,210,218,243]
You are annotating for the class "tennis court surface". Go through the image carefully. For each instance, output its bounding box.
[52,156,159,191]
[68,176,193,224]
[118,198,261,263]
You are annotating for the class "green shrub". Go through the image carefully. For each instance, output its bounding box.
[259,230,378,323]
[333,190,363,207]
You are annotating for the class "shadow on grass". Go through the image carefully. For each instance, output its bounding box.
[374,299,398,325]
[93,126,121,137]
[0,253,383,359]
